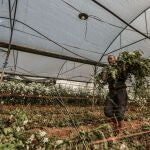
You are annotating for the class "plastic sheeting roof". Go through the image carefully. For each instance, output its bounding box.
[0,0,150,82]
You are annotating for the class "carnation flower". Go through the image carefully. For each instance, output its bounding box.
[16,127,21,132]
[9,115,14,119]
[29,134,35,141]
[1,101,4,104]
[23,119,28,125]
[39,131,46,137]
[21,126,25,130]
[56,140,63,145]
[43,137,49,143]
[128,52,135,56]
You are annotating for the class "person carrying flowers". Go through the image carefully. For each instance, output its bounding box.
[95,50,149,135]
[102,55,128,135]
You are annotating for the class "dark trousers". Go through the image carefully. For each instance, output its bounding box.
[104,88,128,121]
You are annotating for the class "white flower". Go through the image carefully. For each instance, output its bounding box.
[120,143,129,150]
[26,145,29,150]
[16,127,21,132]
[99,80,104,84]
[29,134,35,141]
[23,119,28,125]
[1,101,4,104]
[56,140,63,145]
[39,131,46,137]
[128,93,134,100]
[43,137,48,143]
[9,115,14,120]
[21,126,25,130]
[128,52,135,56]
[118,54,123,60]
[37,147,45,150]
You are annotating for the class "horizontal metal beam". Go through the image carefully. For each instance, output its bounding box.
[105,37,147,55]
[2,72,92,83]
[0,41,106,67]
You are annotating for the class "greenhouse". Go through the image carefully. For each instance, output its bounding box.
[0,0,150,149]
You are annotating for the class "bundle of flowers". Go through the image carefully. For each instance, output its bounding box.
[117,50,150,79]
[95,50,150,98]
[117,50,150,91]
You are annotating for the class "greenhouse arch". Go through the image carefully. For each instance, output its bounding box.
[0,0,149,82]
[0,1,150,149]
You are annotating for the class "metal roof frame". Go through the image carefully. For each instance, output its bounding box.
[0,41,106,67]
[91,0,150,61]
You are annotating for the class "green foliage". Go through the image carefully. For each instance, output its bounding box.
[117,50,150,77]
[0,109,58,149]
[117,50,149,79]
[95,50,150,99]
[117,50,150,98]
[0,81,105,106]
[0,105,149,149]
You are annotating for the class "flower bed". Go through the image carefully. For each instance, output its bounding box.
[0,105,149,149]
[0,81,107,105]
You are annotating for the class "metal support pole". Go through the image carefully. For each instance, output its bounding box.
[0,0,18,82]
[92,66,97,109]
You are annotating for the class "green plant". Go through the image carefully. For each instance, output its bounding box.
[95,50,150,98]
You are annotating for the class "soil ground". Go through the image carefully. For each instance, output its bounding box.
[1,104,149,140]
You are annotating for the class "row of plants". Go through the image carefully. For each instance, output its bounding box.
[0,81,93,97]
[0,106,105,128]
[0,104,148,129]
[0,80,108,105]
[0,104,149,149]
[0,82,149,106]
